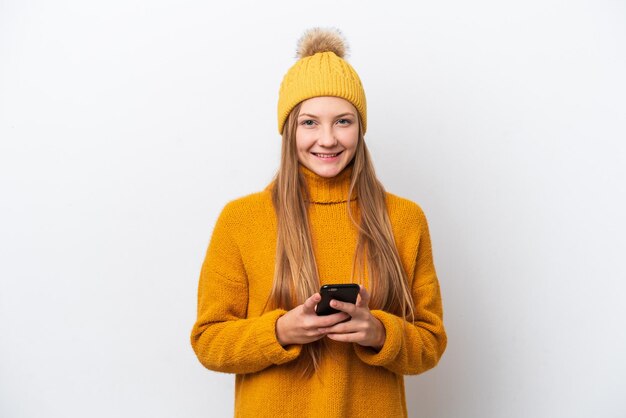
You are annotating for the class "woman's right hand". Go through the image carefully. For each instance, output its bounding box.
[275,293,350,346]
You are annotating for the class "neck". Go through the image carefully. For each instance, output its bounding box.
[299,163,357,204]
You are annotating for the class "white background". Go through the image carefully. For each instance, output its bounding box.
[1,1,625,417]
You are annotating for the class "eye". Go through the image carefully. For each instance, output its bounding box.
[337,118,352,126]
[300,119,315,126]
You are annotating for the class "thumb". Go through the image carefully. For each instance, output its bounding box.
[356,285,371,308]
[302,293,321,314]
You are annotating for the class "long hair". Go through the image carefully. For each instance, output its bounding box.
[267,102,415,377]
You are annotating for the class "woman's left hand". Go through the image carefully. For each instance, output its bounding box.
[318,286,386,351]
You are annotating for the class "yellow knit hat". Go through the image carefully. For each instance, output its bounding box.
[277,28,367,135]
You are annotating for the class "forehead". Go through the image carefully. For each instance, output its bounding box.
[298,96,357,116]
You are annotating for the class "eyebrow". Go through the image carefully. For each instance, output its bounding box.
[298,112,356,119]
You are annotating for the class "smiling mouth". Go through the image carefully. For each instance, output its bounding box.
[312,151,343,158]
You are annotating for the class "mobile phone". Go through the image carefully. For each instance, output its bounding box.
[315,284,360,316]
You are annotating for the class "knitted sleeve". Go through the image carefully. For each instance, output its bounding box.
[353,205,447,375]
[190,201,302,374]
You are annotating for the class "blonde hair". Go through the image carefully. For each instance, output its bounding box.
[268,102,415,377]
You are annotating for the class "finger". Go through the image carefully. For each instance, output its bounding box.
[319,320,354,335]
[302,293,321,313]
[316,312,350,327]
[330,299,356,315]
[326,332,359,343]
[316,313,351,331]
[356,285,370,308]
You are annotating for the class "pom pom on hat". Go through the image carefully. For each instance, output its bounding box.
[277,27,367,135]
[296,27,348,59]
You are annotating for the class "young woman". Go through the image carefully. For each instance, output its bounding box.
[191,28,447,417]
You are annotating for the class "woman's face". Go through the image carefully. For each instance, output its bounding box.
[295,96,359,178]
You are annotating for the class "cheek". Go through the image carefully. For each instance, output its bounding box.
[295,131,314,151]
[340,129,359,151]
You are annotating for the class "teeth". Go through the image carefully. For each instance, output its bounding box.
[314,153,339,158]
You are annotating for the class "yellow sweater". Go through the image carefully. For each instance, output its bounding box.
[191,164,446,417]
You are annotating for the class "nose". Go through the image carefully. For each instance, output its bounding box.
[317,125,338,147]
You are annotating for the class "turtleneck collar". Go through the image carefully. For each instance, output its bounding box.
[299,162,357,204]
